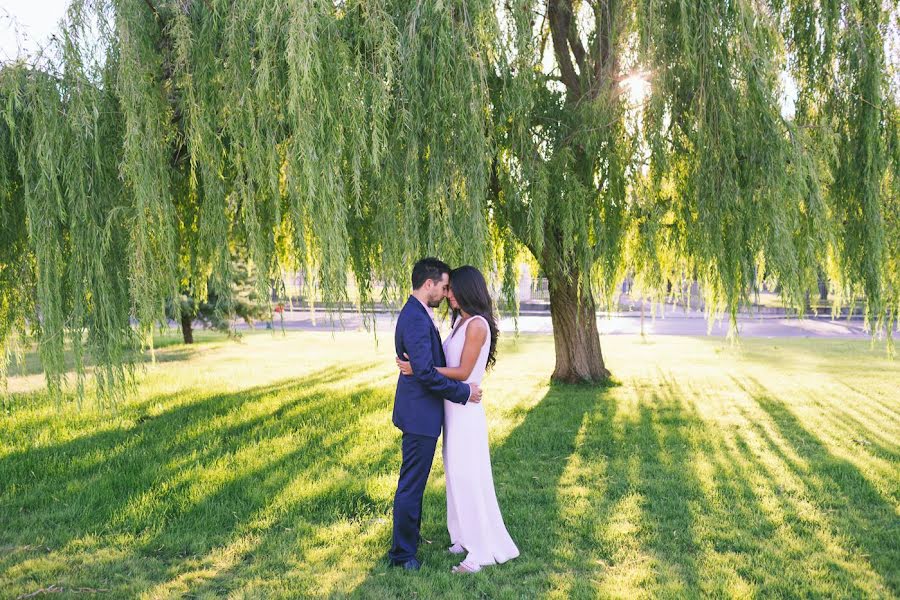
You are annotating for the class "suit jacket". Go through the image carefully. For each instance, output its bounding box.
[392,296,470,438]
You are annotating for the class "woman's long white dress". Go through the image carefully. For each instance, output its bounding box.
[443,315,519,568]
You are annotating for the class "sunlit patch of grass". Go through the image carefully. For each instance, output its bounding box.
[1,332,897,598]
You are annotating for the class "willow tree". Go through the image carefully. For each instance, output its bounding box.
[0,0,897,398]
[1,7,134,403]
[777,0,900,337]
[490,0,898,380]
[1,0,495,399]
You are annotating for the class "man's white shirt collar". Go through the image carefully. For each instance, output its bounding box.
[415,296,438,329]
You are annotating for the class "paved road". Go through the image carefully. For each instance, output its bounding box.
[250,310,877,338]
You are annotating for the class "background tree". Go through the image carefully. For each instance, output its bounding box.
[168,253,270,344]
[0,0,896,399]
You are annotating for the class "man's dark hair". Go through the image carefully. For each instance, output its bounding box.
[411,257,451,290]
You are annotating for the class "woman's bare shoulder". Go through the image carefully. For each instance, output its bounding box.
[465,316,489,338]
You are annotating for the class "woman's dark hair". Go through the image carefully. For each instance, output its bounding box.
[449,266,499,370]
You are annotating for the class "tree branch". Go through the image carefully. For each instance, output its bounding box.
[490,155,544,260]
[143,0,159,19]
[567,13,587,74]
[537,7,550,63]
[548,0,581,99]
[590,0,615,98]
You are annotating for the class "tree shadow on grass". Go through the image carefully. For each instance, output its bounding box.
[7,356,895,598]
[789,389,900,464]
[351,375,716,598]
[658,372,882,598]
[348,363,894,599]
[723,414,881,597]
[629,371,702,593]
[544,371,707,597]
[137,387,400,598]
[574,369,887,598]
[832,377,899,420]
[350,381,609,598]
[346,363,899,599]
[733,375,899,597]
[1,365,371,522]
[0,362,391,589]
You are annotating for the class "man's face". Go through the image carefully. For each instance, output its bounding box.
[426,273,450,308]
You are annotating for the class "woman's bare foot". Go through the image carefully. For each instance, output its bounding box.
[451,561,481,574]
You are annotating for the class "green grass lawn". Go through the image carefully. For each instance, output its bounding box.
[1,331,898,599]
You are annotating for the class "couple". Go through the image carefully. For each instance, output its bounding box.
[388,258,519,574]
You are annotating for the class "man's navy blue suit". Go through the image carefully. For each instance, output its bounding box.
[389,296,471,564]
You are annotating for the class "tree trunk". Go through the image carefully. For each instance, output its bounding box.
[181,313,194,344]
[818,272,828,302]
[546,270,611,383]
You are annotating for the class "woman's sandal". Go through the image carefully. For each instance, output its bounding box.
[451,561,481,574]
[448,543,465,555]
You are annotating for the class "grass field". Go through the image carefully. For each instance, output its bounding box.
[1,331,898,599]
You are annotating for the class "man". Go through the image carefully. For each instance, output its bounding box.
[388,257,482,571]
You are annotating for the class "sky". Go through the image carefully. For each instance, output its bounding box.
[0,0,69,62]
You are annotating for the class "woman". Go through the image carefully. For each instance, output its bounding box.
[397,265,519,573]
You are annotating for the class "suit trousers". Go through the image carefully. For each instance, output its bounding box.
[389,432,438,563]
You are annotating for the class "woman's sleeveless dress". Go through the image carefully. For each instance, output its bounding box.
[442,315,519,568]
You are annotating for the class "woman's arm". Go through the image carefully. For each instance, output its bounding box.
[397,318,488,381]
[398,310,472,404]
